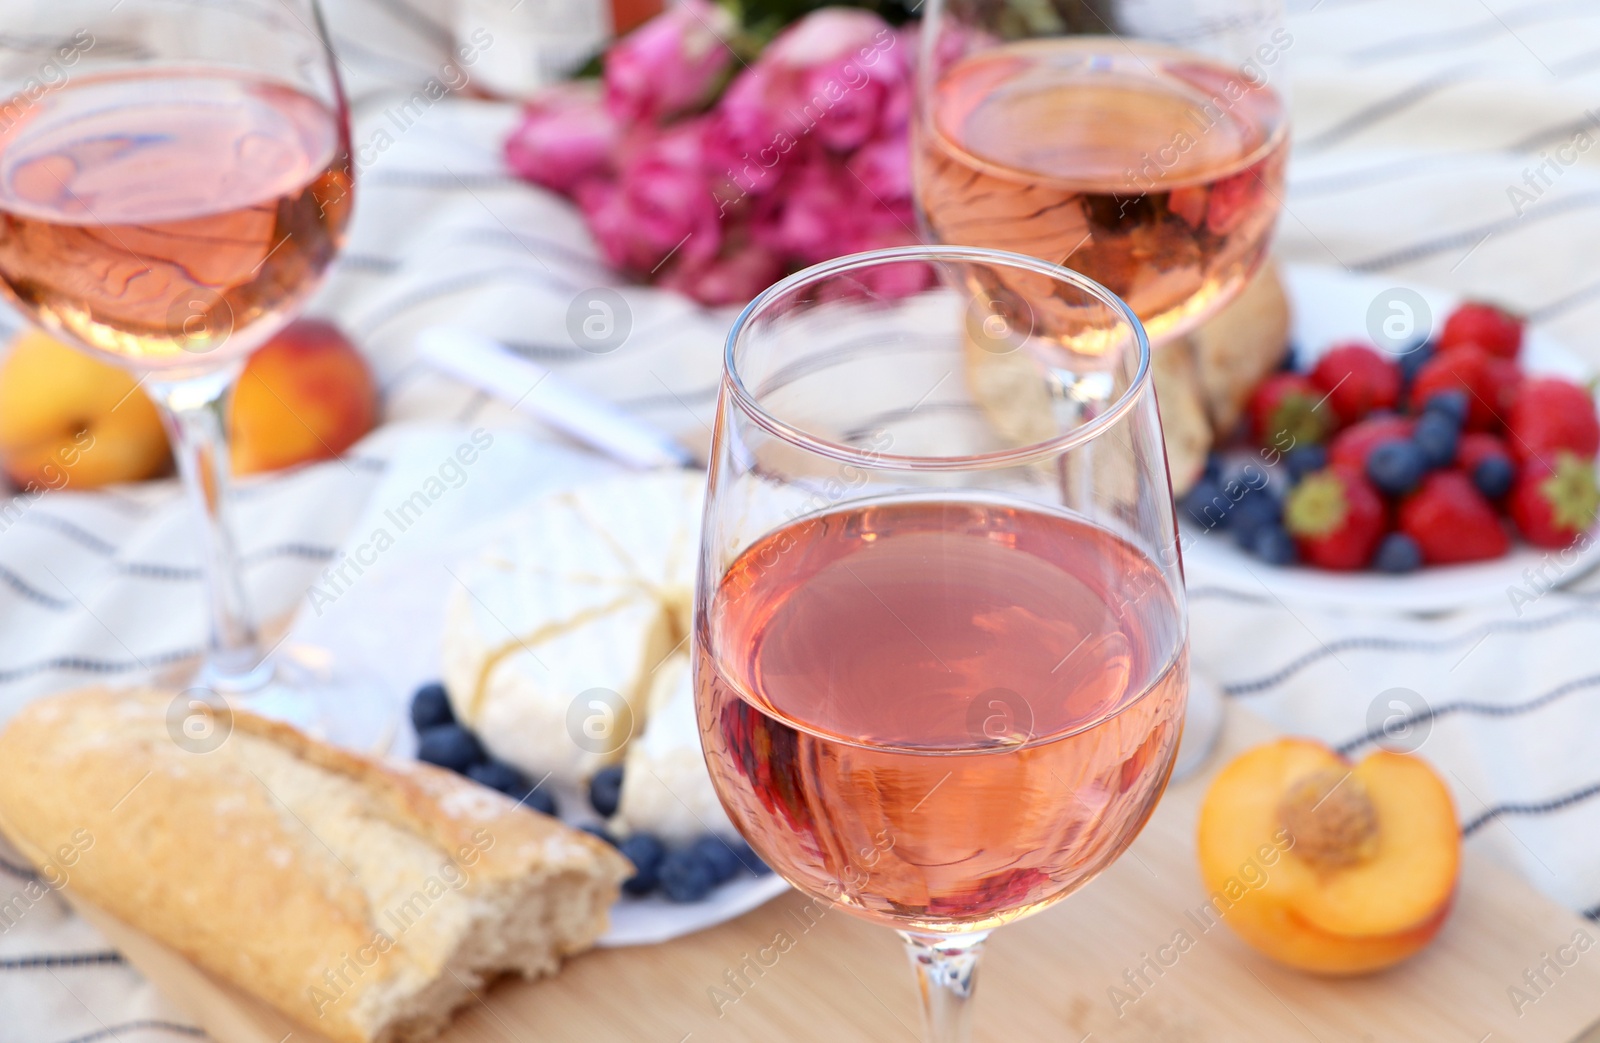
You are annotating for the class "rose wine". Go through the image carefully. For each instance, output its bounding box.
[0,70,352,369]
[916,39,1288,343]
[696,498,1187,933]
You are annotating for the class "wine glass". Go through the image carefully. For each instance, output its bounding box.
[914,0,1289,343]
[0,0,377,740]
[914,0,1288,775]
[694,245,1188,1042]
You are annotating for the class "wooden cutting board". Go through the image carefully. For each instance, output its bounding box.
[67,707,1600,1042]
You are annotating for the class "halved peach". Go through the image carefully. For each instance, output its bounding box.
[1196,738,1459,975]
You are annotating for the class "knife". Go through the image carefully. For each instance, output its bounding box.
[416,326,696,470]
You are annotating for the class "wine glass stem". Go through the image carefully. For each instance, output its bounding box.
[147,368,267,692]
[900,929,989,1043]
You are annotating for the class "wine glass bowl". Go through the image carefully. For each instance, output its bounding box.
[913,0,1290,344]
[0,0,353,376]
[694,246,1188,1039]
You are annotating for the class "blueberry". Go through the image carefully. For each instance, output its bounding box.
[1474,455,1515,499]
[1230,492,1282,550]
[690,836,744,884]
[1283,445,1328,484]
[1366,441,1426,496]
[410,682,453,732]
[658,847,719,902]
[1421,390,1469,427]
[1398,339,1435,388]
[1180,477,1231,531]
[1250,524,1298,566]
[469,760,557,815]
[1373,532,1423,573]
[581,823,617,846]
[617,833,667,895]
[1412,412,1460,469]
[467,759,527,796]
[416,724,485,774]
[589,765,624,818]
[1277,344,1300,372]
[1203,454,1223,482]
[517,785,558,817]
[728,838,774,876]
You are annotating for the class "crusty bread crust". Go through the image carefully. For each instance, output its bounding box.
[1192,263,1293,437]
[0,686,630,1043]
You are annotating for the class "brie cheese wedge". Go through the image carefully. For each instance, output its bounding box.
[441,471,703,786]
[611,651,737,841]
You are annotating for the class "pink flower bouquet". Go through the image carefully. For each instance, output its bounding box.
[504,2,925,306]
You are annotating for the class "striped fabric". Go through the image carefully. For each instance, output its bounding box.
[4,0,1600,1036]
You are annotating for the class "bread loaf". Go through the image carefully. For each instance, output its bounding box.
[1150,337,1214,496]
[0,686,630,1043]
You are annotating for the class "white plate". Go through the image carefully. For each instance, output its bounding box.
[1180,264,1600,613]
[289,428,788,947]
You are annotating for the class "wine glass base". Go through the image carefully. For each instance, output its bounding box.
[202,651,399,756]
[1170,668,1224,783]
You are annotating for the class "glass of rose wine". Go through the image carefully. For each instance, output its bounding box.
[915,0,1289,777]
[696,246,1188,1042]
[914,0,1290,343]
[0,1,374,736]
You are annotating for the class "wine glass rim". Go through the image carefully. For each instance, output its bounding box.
[723,245,1153,472]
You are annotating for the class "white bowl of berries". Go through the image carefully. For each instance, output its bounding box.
[1179,265,1600,613]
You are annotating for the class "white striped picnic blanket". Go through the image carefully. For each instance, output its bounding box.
[3,0,1600,1037]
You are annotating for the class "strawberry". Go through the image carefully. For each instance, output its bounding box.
[1398,471,1511,564]
[1508,452,1600,548]
[1284,468,1386,570]
[1309,342,1402,426]
[1329,415,1415,472]
[1168,185,1208,229]
[1506,376,1600,465]
[1206,166,1263,236]
[1249,372,1333,449]
[1485,356,1525,417]
[1438,301,1523,360]
[1410,345,1501,431]
[1456,431,1512,473]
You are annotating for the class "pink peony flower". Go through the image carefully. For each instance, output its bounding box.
[846,126,912,203]
[604,0,735,125]
[659,236,784,306]
[763,8,908,153]
[504,83,620,194]
[580,121,723,275]
[753,153,859,267]
[708,68,796,197]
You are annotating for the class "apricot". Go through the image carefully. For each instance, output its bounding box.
[230,319,377,475]
[1197,738,1459,975]
[0,329,170,490]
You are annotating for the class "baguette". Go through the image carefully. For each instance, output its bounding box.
[1191,263,1293,436]
[0,686,630,1043]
